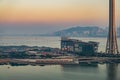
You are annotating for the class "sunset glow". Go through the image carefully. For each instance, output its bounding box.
[0,0,120,26]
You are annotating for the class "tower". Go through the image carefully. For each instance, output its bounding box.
[106,0,119,54]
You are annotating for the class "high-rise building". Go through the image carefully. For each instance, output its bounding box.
[106,0,119,54]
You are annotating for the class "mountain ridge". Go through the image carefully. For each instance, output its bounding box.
[48,26,108,37]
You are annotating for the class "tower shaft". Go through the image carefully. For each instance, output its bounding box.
[106,0,119,54]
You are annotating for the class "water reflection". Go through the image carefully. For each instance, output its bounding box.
[107,63,118,80]
[0,63,120,80]
[61,63,98,73]
[60,64,102,80]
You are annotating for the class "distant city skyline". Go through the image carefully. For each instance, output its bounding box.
[0,0,120,34]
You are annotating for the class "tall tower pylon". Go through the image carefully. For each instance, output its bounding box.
[106,0,119,54]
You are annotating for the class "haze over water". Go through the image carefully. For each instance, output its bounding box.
[0,0,120,80]
[0,36,120,80]
[0,36,120,52]
[0,63,120,80]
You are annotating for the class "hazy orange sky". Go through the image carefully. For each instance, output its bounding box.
[0,0,120,27]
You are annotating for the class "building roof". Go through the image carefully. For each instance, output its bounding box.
[61,37,99,45]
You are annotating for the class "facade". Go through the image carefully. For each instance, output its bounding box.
[61,37,99,56]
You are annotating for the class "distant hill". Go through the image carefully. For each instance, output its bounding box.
[0,26,119,37]
[48,26,108,37]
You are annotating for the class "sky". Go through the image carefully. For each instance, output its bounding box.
[0,0,120,34]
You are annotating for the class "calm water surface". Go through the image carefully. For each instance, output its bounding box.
[0,36,120,51]
[0,36,120,80]
[0,64,120,80]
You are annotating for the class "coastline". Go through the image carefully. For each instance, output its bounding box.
[0,57,120,66]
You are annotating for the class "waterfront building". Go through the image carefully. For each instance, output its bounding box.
[61,37,99,56]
